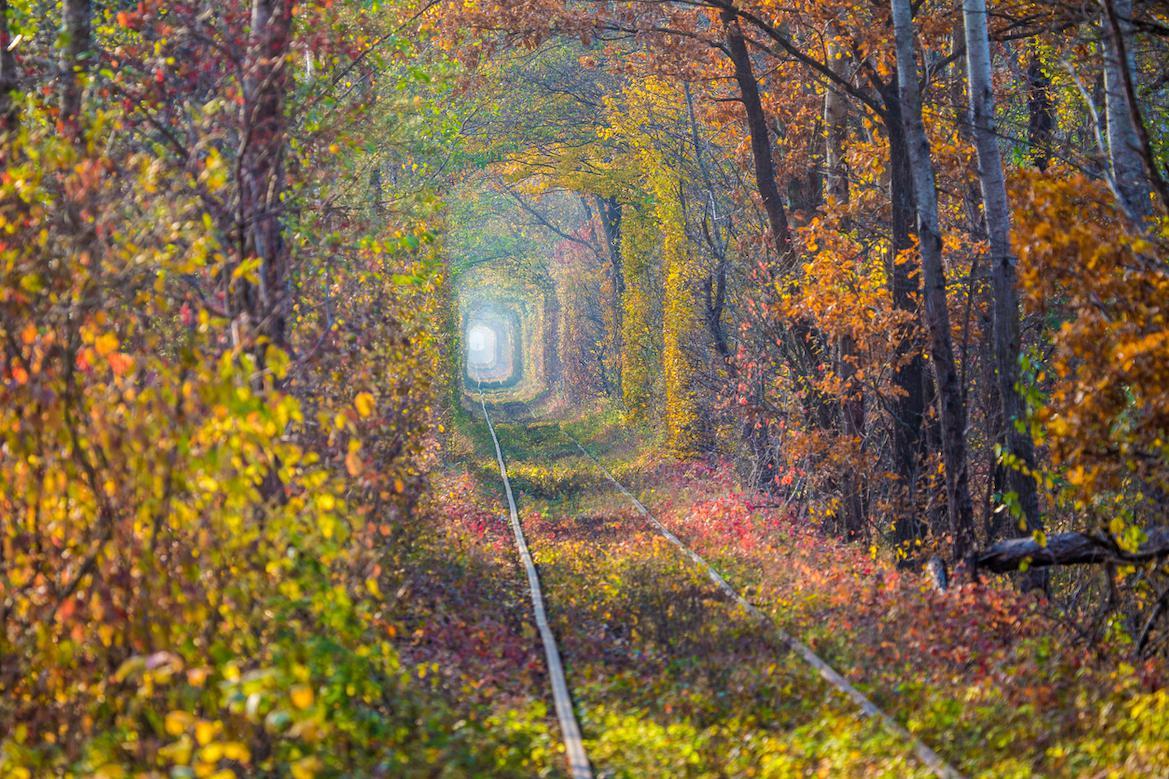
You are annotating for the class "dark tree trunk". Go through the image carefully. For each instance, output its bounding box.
[596,195,624,398]
[240,0,295,350]
[825,46,866,539]
[59,0,91,133]
[881,87,929,546]
[0,0,19,133]
[685,83,733,367]
[370,166,385,219]
[1026,52,1053,171]
[721,7,791,262]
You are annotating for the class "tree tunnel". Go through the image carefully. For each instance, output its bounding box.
[456,264,554,403]
[463,304,523,389]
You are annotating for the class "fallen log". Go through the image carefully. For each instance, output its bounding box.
[974,527,1169,573]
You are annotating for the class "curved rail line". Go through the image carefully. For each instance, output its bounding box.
[564,432,964,779]
[478,393,593,779]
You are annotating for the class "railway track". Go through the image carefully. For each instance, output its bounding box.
[478,396,963,779]
[564,432,963,779]
[478,392,592,779]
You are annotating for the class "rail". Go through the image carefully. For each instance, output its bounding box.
[479,393,592,779]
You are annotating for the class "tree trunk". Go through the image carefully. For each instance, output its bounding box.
[975,528,1169,573]
[0,0,19,133]
[1100,0,1153,221]
[722,4,834,412]
[241,0,295,349]
[964,0,1042,524]
[891,0,976,561]
[824,40,850,205]
[721,6,791,262]
[1026,50,1053,171]
[596,195,625,399]
[881,87,928,546]
[825,42,866,539]
[964,0,1046,590]
[685,83,733,367]
[59,0,91,133]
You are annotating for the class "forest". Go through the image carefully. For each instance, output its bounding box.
[1,0,1168,776]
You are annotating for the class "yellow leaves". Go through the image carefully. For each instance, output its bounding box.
[290,756,322,779]
[231,257,262,285]
[200,740,251,765]
[354,391,376,418]
[95,331,119,357]
[201,147,227,192]
[266,345,291,381]
[195,719,217,746]
[0,63,446,776]
[346,439,364,477]
[1109,515,1127,537]
[159,736,194,766]
[166,710,195,736]
[290,684,314,710]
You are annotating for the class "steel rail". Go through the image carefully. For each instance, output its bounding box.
[479,393,593,779]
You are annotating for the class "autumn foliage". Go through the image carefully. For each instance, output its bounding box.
[3,0,1169,775]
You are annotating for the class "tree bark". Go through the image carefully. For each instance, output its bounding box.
[0,0,19,133]
[685,83,733,367]
[823,39,850,205]
[975,528,1169,573]
[825,41,866,539]
[596,195,625,399]
[891,0,976,561]
[1100,0,1153,221]
[59,0,91,133]
[1101,0,1169,218]
[721,6,791,263]
[241,0,295,349]
[1026,50,1053,171]
[963,0,1043,538]
[881,84,929,546]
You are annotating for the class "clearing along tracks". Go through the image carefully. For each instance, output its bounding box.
[474,404,962,777]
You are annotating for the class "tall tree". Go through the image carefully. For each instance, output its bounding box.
[720,6,791,262]
[824,36,866,538]
[596,194,625,398]
[240,0,296,349]
[964,0,1046,592]
[58,0,91,133]
[1099,0,1153,221]
[0,0,18,133]
[891,0,975,561]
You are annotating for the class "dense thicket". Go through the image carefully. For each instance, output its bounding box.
[0,1,459,773]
